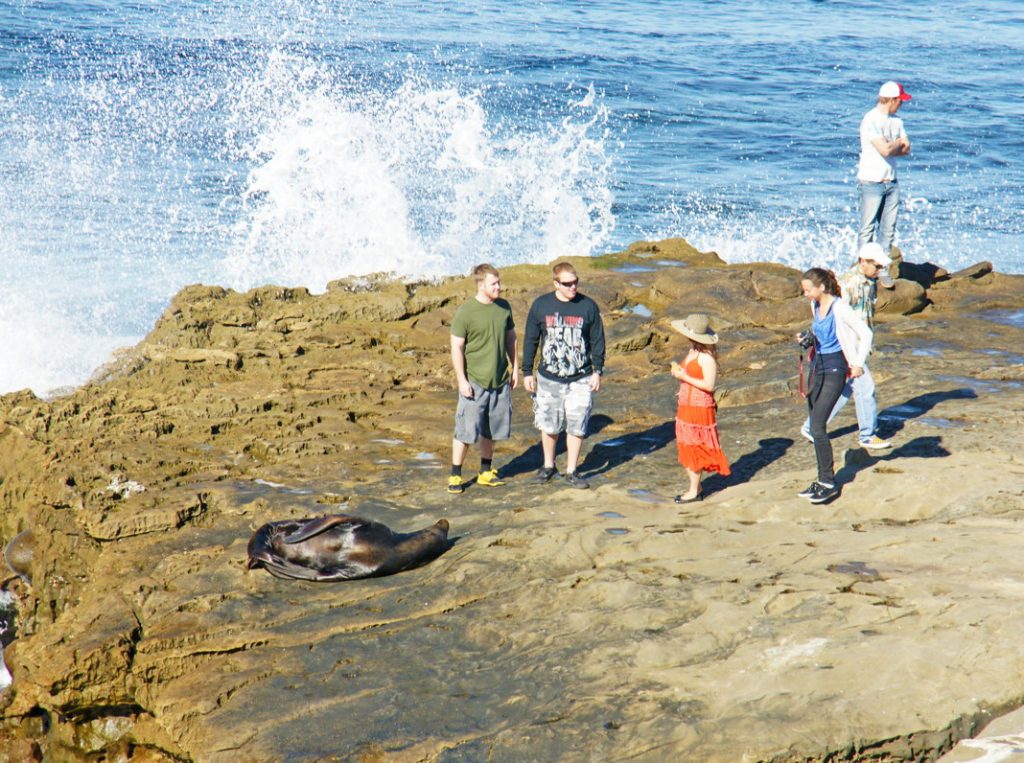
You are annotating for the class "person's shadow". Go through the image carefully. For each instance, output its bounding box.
[577,420,676,477]
[501,414,617,478]
[701,437,794,496]
[831,387,977,440]
[829,387,974,486]
[835,435,951,486]
[878,387,978,437]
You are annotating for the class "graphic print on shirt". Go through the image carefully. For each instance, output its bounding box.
[543,313,587,378]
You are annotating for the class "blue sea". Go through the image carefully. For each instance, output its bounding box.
[1,0,1022,395]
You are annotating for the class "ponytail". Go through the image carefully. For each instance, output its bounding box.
[801,267,841,297]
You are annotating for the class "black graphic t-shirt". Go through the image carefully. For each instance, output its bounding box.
[522,291,605,383]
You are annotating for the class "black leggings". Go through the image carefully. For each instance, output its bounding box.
[807,351,849,485]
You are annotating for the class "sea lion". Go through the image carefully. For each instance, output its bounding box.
[246,515,450,581]
[3,530,34,586]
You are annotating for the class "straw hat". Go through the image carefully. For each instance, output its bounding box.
[670,313,718,345]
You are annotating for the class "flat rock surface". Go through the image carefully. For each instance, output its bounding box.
[2,241,1023,761]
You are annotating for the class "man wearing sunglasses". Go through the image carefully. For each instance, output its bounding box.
[522,262,606,489]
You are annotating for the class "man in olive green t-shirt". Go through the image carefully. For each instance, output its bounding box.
[448,263,518,494]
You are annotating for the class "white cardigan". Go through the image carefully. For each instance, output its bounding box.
[812,296,873,368]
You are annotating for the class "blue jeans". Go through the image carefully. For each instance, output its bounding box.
[802,365,877,443]
[858,180,900,253]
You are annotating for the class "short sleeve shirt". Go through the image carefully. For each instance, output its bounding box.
[451,298,515,389]
[839,267,877,326]
[857,108,907,182]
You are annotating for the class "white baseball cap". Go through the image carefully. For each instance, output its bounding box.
[858,242,892,267]
[879,81,912,101]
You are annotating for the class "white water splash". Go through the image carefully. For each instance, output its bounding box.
[222,55,615,291]
[0,44,614,396]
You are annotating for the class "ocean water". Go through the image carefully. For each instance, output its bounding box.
[1,0,1022,396]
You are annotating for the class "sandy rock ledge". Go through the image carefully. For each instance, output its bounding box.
[2,239,1023,761]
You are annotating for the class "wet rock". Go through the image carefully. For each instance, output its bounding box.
[950,261,993,280]
[624,237,726,267]
[751,269,803,301]
[876,277,929,315]
[3,531,34,586]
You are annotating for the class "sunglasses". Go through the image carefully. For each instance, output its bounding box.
[556,279,579,288]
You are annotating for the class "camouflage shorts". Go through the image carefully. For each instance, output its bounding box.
[532,374,594,437]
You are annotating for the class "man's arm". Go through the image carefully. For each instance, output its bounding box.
[522,302,541,393]
[588,303,606,392]
[450,334,473,398]
[870,136,909,157]
[505,328,519,390]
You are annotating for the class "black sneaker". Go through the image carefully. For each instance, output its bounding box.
[563,472,590,489]
[531,467,558,483]
[809,482,839,504]
[797,482,820,499]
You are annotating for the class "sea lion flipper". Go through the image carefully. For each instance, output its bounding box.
[282,515,359,544]
[250,553,326,581]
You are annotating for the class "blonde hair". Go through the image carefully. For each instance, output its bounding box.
[552,262,577,279]
[472,263,499,284]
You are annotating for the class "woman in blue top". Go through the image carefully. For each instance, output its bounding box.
[797,267,873,504]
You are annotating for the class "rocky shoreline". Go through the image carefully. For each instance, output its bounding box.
[2,238,1023,761]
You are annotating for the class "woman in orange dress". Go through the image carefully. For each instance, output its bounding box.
[670,314,730,503]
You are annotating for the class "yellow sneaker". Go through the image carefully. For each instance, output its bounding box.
[447,475,465,494]
[477,469,505,487]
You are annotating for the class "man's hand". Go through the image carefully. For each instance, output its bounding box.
[459,379,474,398]
[590,372,601,392]
[850,366,864,379]
[509,366,519,390]
[524,375,536,393]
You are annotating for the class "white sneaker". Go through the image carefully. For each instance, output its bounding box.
[860,435,892,450]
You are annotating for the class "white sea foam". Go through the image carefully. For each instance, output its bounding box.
[0,47,614,396]
[0,645,10,691]
[0,294,136,399]
[222,55,615,292]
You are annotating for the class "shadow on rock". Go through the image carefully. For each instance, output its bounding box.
[836,435,952,485]
[702,437,794,495]
[578,420,676,477]
[878,387,978,438]
[502,414,616,478]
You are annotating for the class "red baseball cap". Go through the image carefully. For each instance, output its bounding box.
[879,81,912,101]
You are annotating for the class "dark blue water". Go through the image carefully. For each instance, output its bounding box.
[1,0,1022,394]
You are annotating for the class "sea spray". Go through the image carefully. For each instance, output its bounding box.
[0,36,614,395]
[2,0,1022,397]
[223,56,614,291]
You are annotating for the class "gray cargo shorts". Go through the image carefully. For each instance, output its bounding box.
[454,381,512,444]
[532,374,594,437]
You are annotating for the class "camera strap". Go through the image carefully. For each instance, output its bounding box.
[798,347,815,399]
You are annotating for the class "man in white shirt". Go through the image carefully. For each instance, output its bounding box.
[857,81,912,254]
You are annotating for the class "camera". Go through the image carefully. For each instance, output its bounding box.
[797,330,816,350]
